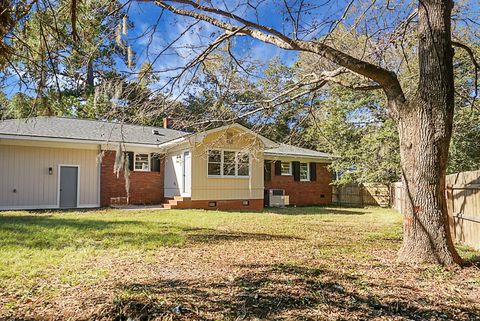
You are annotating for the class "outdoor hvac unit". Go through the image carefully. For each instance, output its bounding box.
[267,189,289,207]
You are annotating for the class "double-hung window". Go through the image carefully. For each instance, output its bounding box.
[237,152,250,176]
[207,150,222,175]
[300,162,309,181]
[207,150,250,177]
[134,153,150,171]
[281,162,292,175]
[223,151,236,176]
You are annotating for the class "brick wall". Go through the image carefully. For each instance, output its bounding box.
[264,161,332,206]
[168,198,264,211]
[100,151,164,206]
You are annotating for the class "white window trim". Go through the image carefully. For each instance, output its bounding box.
[300,162,310,181]
[281,162,292,176]
[207,149,251,178]
[134,153,150,172]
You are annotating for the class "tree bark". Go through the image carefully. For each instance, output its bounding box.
[86,58,94,90]
[396,0,461,265]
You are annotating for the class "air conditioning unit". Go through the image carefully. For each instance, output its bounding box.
[267,189,289,207]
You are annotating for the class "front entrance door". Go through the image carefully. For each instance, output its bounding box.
[182,151,191,196]
[59,166,78,208]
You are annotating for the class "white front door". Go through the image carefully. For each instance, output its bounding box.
[182,151,191,196]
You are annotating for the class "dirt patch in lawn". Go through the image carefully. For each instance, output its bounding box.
[1,208,479,320]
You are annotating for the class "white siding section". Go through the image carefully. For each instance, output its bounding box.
[0,144,100,209]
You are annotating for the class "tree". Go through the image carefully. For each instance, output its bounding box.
[146,0,480,265]
[3,0,131,116]
[301,87,401,185]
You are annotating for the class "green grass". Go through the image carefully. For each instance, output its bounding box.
[0,206,400,289]
[1,206,478,320]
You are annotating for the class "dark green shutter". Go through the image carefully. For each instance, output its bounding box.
[126,152,134,171]
[274,161,282,176]
[264,160,272,181]
[292,161,300,181]
[310,162,317,181]
[151,153,161,172]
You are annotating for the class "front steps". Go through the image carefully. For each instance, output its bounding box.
[162,196,192,209]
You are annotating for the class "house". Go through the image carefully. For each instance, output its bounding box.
[0,117,335,210]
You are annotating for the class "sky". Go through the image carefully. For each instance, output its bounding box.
[3,0,479,99]
[119,0,364,97]
[122,1,371,68]
[124,1,300,80]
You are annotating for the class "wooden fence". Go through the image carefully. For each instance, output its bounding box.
[332,183,390,207]
[390,170,480,250]
[446,170,480,250]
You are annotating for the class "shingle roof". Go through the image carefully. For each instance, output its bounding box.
[265,143,335,161]
[0,116,188,145]
[0,117,337,160]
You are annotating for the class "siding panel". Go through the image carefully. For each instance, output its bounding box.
[0,143,99,209]
[190,128,264,201]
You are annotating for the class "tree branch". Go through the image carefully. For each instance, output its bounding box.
[452,40,479,103]
[153,0,405,104]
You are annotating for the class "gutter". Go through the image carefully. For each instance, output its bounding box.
[0,134,174,149]
[264,152,337,161]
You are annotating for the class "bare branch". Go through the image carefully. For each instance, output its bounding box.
[153,0,405,104]
[452,40,479,103]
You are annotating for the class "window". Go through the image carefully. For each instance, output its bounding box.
[237,152,250,176]
[134,153,150,171]
[207,150,221,176]
[207,149,250,177]
[281,162,291,175]
[300,162,309,181]
[223,151,236,176]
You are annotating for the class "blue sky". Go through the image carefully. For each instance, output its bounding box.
[3,0,479,99]
[125,1,300,76]
[122,1,371,69]
[120,0,362,96]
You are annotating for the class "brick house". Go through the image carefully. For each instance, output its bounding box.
[0,117,334,210]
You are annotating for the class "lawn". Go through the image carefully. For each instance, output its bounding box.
[0,206,479,320]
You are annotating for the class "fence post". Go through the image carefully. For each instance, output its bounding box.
[360,185,364,207]
[445,185,455,240]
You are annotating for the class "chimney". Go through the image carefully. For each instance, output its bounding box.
[163,117,172,129]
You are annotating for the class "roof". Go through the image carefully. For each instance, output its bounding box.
[0,117,336,160]
[265,143,335,161]
[0,116,188,146]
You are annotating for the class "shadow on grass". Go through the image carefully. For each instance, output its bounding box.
[0,215,301,251]
[183,227,303,242]
[463,255,480,268]
[265,205,370,216]
[107,263,479,321]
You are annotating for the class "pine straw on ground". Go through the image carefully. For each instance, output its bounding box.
[0,207,479,320]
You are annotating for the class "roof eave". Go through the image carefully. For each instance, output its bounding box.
[264,152,336,162]
[0,133,165,148]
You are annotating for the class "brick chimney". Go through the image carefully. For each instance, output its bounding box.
[163,117,172,129]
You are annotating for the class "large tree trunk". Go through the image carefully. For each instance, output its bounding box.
[396,0,461,265]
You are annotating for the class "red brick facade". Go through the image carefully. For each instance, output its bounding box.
[100,151,164,206]
[189,199,264,211]
[164,198,264,211]
[264,161,332,206]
